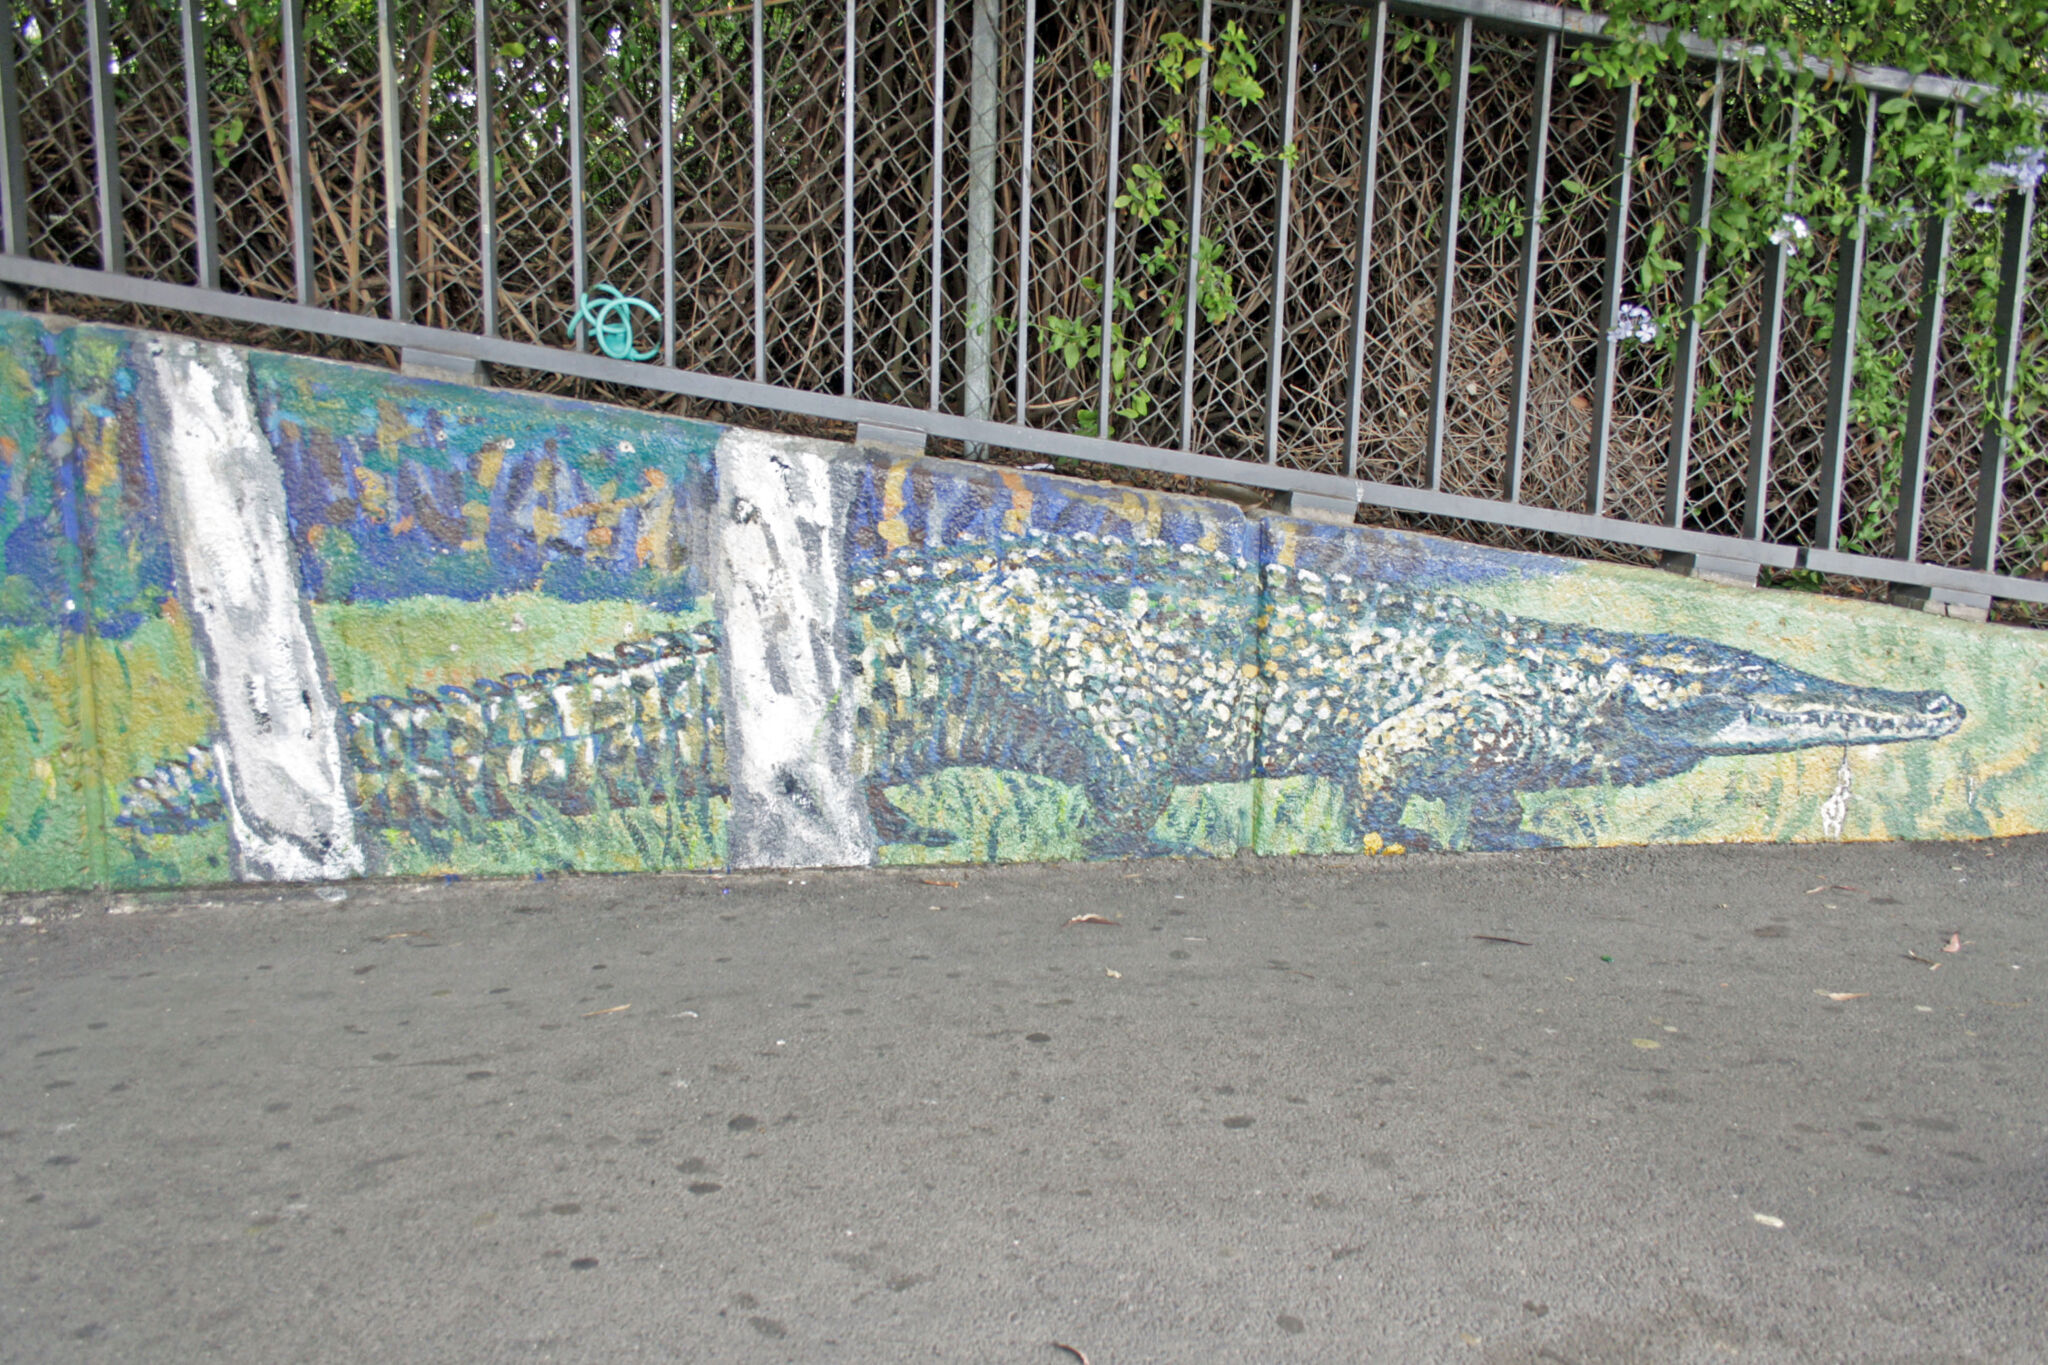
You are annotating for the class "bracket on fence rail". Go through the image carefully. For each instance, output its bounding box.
[1264,489,1360,527]
[1888,583,1993,622]
[399,347,491,386]
[1659,550,1761,590]
[855,422,929,460]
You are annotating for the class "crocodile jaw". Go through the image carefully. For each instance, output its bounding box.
[1702,689,1964,753]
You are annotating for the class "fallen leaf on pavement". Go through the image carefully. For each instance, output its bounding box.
[921,879,961,888]
[374,931,425,940]
[1805,884,1828,895]
[1630,1038,1661,1049]
[581,1003,631,1017]
[1816,991,1868,1002]
[1904,951,1939,966]
[1065,914,1119,926]
[1105,968,1121,978]
[1752,1213,1785,1229]
[1943,932,1962,953]
[1052,1345,1092,1365]
[1472,935,1533,946]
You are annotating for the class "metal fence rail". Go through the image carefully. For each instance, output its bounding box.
[3,0,2047,613]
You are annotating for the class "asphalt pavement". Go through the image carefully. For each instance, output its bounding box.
[3,837,2045,1363]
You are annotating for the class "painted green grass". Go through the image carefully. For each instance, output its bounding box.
[311,591,707,702]
[373,796,729,878]
[875,769,1360,864]
[1,618,231,891]
[0,628,98,890]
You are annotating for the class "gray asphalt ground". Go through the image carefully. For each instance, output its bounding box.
[3,838,2045,1364]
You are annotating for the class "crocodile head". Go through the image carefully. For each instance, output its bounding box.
[1611,641,1965,772]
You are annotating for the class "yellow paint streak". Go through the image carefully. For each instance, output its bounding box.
[1274,521,1298,568]
[998,470,1034,537]
[375,400,418,465]
[1115,489,1160,542]
[82,415,118,496]
[357,468,390,522]
[877,462,913,550]
[474,440,506,490]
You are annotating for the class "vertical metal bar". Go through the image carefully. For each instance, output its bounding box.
[0,0,25,255]
[928,0,947,411]
[660,0,676,366]
[1583,81,1639,517]
[1095,0,1127,436]
[1813,90,1878,550]
[377,0,410,322]
[1260,0,1304,464]
[1661,72,1723,528]
[751,0,766,383]
[1423,18,1473,491]
[1339,1,1388,480]
[84,0,125,275]
[962,0,1001,451]
[1892,117,1961,563]
[843,0,857,396]
[279,0,312,301]
[1013,0,1039,422]
[1969,185,2034,572]
[475,0,496,337]
[178,0,219,290]
[1503,31,1556,503]
[1739,106,1802,542]
[1176,0,1215,453]
[566,0,586,347]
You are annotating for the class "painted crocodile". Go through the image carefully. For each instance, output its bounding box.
[122,459,1966,855]
[840,466,1965,852]
[118,625,724,836]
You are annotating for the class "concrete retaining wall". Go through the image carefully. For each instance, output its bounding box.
[3,313,2043,891]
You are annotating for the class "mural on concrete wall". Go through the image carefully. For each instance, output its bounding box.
[2,312,2041,892]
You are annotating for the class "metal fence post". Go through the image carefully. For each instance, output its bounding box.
[1261,0,1304,464]
[378,0,410,323]
[1094,0,1127,437]
[279,0,313,302]
[84,0,125,275]
[1503,30,1556,503]
[1812,91,1877,550]
[1013,0,1038,423]
[0,0,23,256]
[1584,80,1638,517]
[1660,69,1721,528]
[1969,184,2035,573]
[1740,107,1802,542]
[1424,16,1474,491]
[565,0,585,346]
[962,0,1001,455]
[178,0,219,290]
[1177,0,1215,454]
[1340,1,1388,480]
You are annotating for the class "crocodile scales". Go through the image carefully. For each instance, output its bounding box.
[118,626,725,836]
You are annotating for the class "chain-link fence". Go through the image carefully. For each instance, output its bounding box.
[5,0,2046,622]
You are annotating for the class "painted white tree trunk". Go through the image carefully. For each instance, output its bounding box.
[140,336,364,881]
[713,429,873,868]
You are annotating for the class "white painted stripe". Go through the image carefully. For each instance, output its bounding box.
[140,336,364,881]
[713,429,874,868]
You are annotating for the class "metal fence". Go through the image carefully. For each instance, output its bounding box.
[4,0,2047,614]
